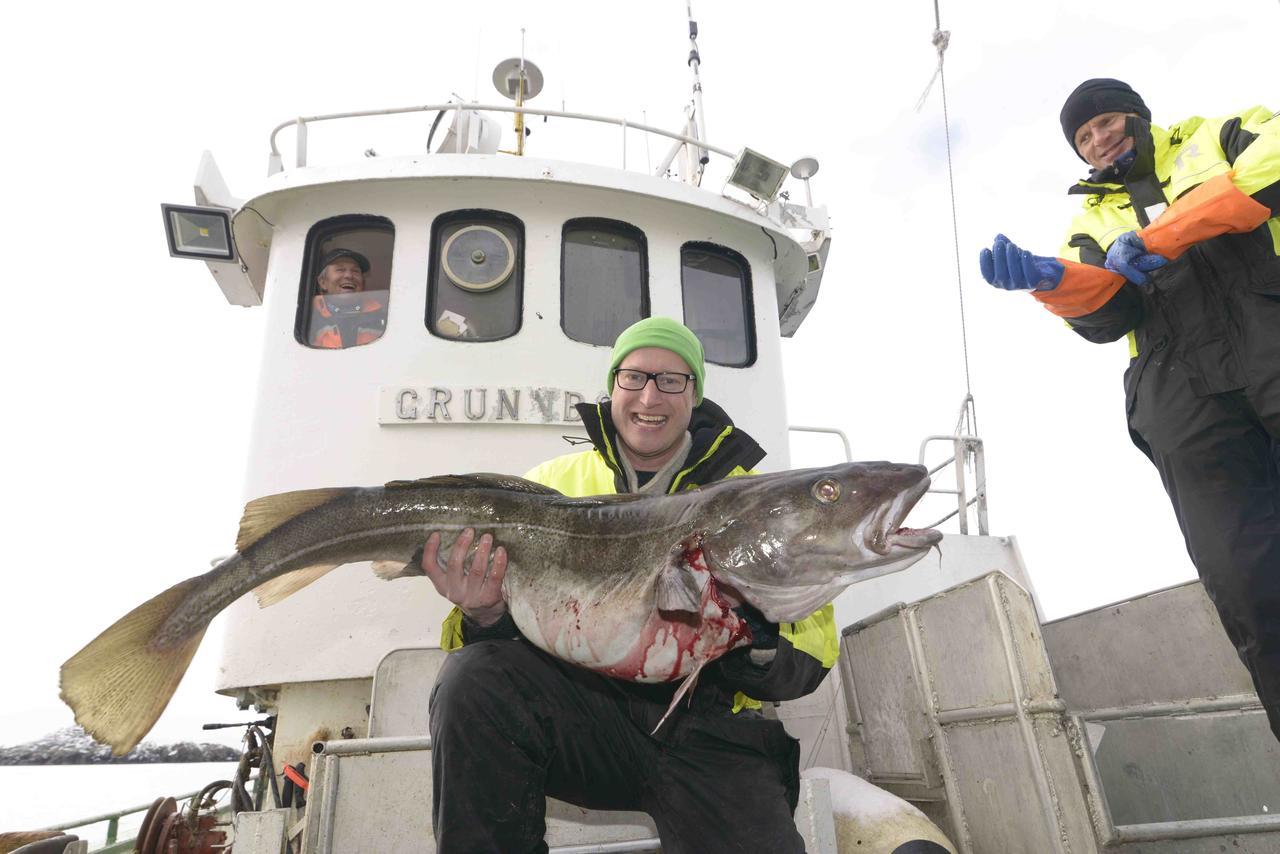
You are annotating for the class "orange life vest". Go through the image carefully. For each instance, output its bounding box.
[309,291,388,349]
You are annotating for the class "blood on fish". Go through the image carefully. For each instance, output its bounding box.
[597,547,752,682]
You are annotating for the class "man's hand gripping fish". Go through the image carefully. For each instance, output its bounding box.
[60,462,941,754]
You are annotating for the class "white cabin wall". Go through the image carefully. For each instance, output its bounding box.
[217,168,795,692]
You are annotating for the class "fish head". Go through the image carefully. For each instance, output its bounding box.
[698,462,941,623]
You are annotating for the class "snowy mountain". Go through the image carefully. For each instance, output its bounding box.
[0,728,239,765]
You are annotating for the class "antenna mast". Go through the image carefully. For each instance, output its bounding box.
[491,38,543,157]
[686,1,709,181]
[516,29,528,156]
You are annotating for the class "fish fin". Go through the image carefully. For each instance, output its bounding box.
[372,559,423,580]
[253,564,341,607]
[236,488,351,552]
[656,562,702,613]
[651,659,706,735]
[655,537,705,613]
[59,576,209,757]
[385,474,562,496]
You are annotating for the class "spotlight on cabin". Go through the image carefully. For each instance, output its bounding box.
[161,203,236,262]
[726,147,789,203]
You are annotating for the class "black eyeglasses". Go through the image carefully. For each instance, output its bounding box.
[613,368,695,394]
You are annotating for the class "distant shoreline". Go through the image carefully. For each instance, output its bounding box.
[0,728,239,766]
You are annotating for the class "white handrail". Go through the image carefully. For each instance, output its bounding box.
[267,103,737,175]
[787,425,853,463]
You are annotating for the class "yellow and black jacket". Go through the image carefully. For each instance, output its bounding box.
[1031,107,1280,369]
[440,397,840,713]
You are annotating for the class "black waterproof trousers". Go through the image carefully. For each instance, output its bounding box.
[1124,250,1280,740]
[428,639,805,854]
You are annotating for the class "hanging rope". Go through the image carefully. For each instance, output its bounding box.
[913,28,950,113]
[916,0,977,435]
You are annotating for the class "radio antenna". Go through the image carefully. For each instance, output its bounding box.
[492,31,543,157]
[686,1,709,177]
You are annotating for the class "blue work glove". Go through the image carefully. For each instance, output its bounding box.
[978,234,1064,291]
[1104,230,1168,285]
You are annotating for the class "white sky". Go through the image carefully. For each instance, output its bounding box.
[1,0,1276,752]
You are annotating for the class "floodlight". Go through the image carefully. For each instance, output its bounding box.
[727,148,789,203]
[161,203,236,262]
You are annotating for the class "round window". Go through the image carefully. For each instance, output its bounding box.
[442,225,515,292]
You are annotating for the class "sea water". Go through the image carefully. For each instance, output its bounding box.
[0,762,239,848]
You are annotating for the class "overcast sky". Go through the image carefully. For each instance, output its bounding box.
[2,0,1276,750]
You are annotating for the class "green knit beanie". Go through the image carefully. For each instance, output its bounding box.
[607,317,706,404]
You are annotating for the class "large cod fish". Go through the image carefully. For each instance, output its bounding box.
[61,462,940,755]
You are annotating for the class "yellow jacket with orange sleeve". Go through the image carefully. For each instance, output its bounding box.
[1031,108,1280,356]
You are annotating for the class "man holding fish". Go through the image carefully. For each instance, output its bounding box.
[60,318,940,850]
[422,317,837,854]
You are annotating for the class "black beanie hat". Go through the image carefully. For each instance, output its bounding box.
[1060,78,1151,159]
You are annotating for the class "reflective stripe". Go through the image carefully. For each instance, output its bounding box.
[670,426,734,492]
[598,422,623,476]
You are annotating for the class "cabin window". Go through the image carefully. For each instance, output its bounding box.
[561,219,649,346]
[680,242,755,367]
[298,216,394,350]
[428,211,523,341]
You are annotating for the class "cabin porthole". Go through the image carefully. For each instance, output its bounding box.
[442,225,515,292]
[428,210,524,342]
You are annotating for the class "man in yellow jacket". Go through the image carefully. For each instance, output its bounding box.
[979,79,1280,743]
[420,317,837,853]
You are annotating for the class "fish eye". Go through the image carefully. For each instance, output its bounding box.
[812,478,840,504]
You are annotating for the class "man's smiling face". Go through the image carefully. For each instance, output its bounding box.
[317,257,367,294]
[610,346,696,472]
[1074,111,1136,171]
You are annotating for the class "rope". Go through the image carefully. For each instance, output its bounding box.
[913,29,950,112]
[916,0,976,430]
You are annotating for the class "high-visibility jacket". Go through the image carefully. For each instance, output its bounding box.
[1029,107,1280,741]
[1031,107,1280,358]
[440,397,840,712]
[308,291,388,349]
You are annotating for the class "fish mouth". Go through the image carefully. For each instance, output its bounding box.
[885,526,943,550]
[864,474,939,556]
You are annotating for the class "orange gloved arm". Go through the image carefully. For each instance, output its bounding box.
[1033,259,1126,318]
[1139,172,1272,260]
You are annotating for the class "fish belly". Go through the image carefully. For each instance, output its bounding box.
[509,550,751,683]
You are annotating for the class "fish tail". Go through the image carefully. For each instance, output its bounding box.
[59,576,209,756]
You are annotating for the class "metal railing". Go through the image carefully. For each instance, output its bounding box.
[1069,698,1280,846]
[267,102,737,177]
[787,425,853,463]
[917,395,987,535]
[790,396,989,536]
[40,782,236,853]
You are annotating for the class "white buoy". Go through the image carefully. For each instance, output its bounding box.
[802,767,957,854]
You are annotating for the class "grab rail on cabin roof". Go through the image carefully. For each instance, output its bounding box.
[267,102,737,176]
